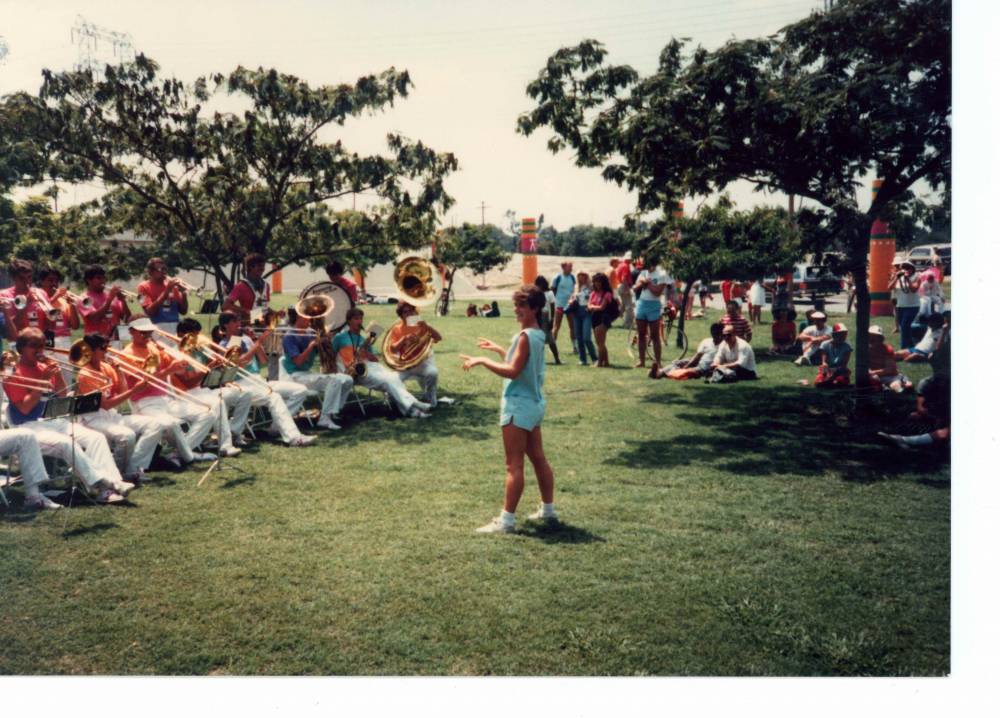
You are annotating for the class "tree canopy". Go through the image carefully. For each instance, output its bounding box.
[433,223,511,315]
[6,55,457,288]
[518,0,950,384]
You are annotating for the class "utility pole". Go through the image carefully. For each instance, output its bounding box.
[479,201,488,226]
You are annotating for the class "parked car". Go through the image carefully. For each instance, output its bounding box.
[765,263,846,303]
[906,243,951,275]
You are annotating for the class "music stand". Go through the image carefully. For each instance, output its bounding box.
[45,391,103,516]
[197,366,247,487]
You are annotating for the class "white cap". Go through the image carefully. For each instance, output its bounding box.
[869,325,884,336]
[128,317,157,332]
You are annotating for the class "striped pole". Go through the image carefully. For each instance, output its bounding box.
[270,266,283,294]
[868,179,895,317]
[521,217,538,286]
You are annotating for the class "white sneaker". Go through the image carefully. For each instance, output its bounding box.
[317,417,341,430]
[527,508,559,524]
[124,469,151,484]
[409,408,430,419]
[475,517,514,534]
[288,435,318,447]
[412,400,433,412]
[25,494,62,510]
[793,356,805,366]
[221,446,243,458]
[111,480,136,495]
[436,397,456,406]
[190,452,217,462]
[96,488,125,504]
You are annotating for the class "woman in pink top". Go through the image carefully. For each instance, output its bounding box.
[587,272,615,367]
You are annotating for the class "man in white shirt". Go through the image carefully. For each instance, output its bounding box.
[651,323,724,380]
[709,325,757,382]
[794,311,832,366]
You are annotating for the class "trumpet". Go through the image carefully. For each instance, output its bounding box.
[172,278,213,298]
[65,290,94,310]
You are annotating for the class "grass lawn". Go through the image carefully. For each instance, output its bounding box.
[0,298,949,675]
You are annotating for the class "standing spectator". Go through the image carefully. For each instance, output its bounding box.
[632,260,668,368]
[721,278,733,304]
[721,300,753,341]
[588,272,614,367]
[794,311,831,366]
[708,325,758,382]
[569,272,597,365]
[615,252,635,330]
[770,276,792,320]
[890,261,920,349]
[533,275,561,365]
[730,280,747,307]
[607,257,622,291]
[769,308,798,355]
[814,323,852,387]
[698,279,712,311]
[550,262,576,346]
[748,278,766,325]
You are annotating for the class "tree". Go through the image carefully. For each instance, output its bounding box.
[433,223,511,315]
[518,0,950,385]
[11,55,457,291]
[647,197,800,345]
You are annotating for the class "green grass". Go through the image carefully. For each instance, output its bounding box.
[0,300,949,675]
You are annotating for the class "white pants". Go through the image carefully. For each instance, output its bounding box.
[0,427,49,494]
[269,379,309,417]
[183,388,242,452]
[131,394,217,456]
[397,355,439,407]
[236,380,303,443]
[9,417,123,489]
[80,408,166,475]
[290,372,354,418]
[356,362,423,415]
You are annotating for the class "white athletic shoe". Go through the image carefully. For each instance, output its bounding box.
[190,452,217,462]
[288,435,318,447]
[96,488,125,504]
[436,397,456,406]
[475,517,514,534]
[793,356,805,366]
[527,508,559,524]
[24,494,62,510]
[410,408,430,419]
[317,416,341,430]
[412,400,433,413]
[221,446,243,458]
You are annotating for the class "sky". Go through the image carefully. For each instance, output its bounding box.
[0,0,836,230]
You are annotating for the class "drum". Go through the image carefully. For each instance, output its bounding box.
[298,281,353,333]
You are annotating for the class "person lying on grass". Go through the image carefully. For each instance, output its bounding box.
[461,285,557,535]
[650,322,724,380]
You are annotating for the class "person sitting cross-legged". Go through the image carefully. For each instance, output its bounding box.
[867,325,911,393]
[793,311,832,366]
[769,308,799,355]
[706,325,758,383]
[813,323,852,387]
[650,322,724,380]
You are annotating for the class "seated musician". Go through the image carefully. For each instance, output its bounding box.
[282,307,353,430]
[75,333,169,483]
[167,317,250,455]
[332,307,433,419]
[222,253,282,380]
[216,312,317,447]
[3,327,134,503]
[137,257,188,336]
[77,264,133,347]
[1,427,60,510]
[389,302,452,407]
[1,258,49,341]
[120,317,219,464]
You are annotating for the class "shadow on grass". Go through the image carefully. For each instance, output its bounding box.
[62,521,119,539]
[608,384,949,485]
[518,521,605,544]
[330,392,497,447]
[217,474,259,490]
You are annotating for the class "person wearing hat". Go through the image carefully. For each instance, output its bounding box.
[890,260,920,349]
[814,323,852,387]
[708,324,757,382]
[867,325,911,393]
[794,310,832,366]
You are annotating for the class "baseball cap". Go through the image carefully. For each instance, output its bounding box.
[832,323,848,333]
[810,311,827,320]
[868,325,884,336]
[128,317,157,332]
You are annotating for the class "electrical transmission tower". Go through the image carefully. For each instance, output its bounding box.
[71,15,135,73]
[0,36,9,65]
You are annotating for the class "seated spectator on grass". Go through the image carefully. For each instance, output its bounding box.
[867,325,912,393]
[466,303,479,317]
[794,311,832,366]
[651,322,724,380]
[482,301,500,318]
[896,313,944,362]
[814,323,852,387]
[769,308,798,355]
[706,325,757,383]
[721,300,752,341]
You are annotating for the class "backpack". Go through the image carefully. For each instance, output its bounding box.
[605,295,621,322]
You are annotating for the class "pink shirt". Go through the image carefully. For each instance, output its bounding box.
[79,288,128,337]
[333,276,359,303]
[588,290,613,311]
[0,286,48,333]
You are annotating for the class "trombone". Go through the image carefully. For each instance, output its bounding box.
[1,350,77,395]
[161,328,274,394]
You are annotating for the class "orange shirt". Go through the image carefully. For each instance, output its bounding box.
[2,361,52,405]
[77,361,120,400]
[119,342,173,400]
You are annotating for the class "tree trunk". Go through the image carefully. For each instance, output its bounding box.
[850,253,871,388]
[438,269,456,316]
[677,281,694,349]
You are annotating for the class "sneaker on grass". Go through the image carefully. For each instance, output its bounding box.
[96,489,125,504]
[527,508,559,524]
[24,494,62,510]
[288,435,318,447]
[476,517,514,534]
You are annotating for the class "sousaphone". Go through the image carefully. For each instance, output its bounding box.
[382,257,440,371]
